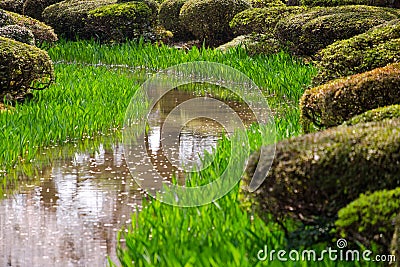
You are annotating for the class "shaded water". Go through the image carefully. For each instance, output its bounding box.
[0,89,255,266]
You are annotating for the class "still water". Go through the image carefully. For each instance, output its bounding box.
[0,89,255,266]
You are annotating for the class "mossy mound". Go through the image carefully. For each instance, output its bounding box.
[274,5,400,56]
[229,6,306,36]
[86,1,158,42]
[216,33,282,55]
[336,188,400,252]
[245,119,400,229]
[42,0,117,40]
[344,104,400,126]
[313,19,400,85]
[180,0,250,46]
[158,0,193,40]
[0,36,54,102]
[22,0,64,21]
[300,63,400,131]
[250,0,284,8]
[0,24,35,45]
[0,9,13,27]
[301,0,400,8]
[0,0,23,14]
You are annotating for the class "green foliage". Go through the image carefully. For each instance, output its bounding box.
[180,0,250,46]
[229,6,306,36]
[0,24,35,45]
[250,0,284,8]
[22,0,64,21]
[336,187,400,252]
[6,9,58,45]
[344,104,400,126]
[158,0,193,40]
[0,0,23,14]
[0,36,53,101]
[301,0,400,8]
[274,5,400,56]
[246,119,400,229]
[313,19,400,85]
[0,9,13,26]
[300,63,400,131]
[42,0,117,40]
[391,214,400,266]
[86,1,158,42]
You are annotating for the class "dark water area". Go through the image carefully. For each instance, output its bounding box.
[0,89,255,266]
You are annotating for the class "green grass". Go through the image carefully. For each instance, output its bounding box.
[0,40,335,266]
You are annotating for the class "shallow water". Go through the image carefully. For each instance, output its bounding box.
[0,89,255,266]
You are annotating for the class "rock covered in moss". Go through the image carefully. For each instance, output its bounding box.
[274,5,400,56]
[245,119,400,226]
[300,63,400,131]
[0,36,54,101]
[216,33,282,55]
[180,0,250,46]
[336,188,400,252]
[344,104,400,126]
[313,19,400,85]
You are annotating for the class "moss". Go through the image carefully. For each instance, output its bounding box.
[86,1,157,42]
[0,9,13,27]
[0,24,35,45]
[22,0,64,21]
[180,0,250,46]
[216,33,282,55]
[336,188,400,252]
[42,0,117,40]
[344,104,400,126]
[6,10,57,45]
[301,0,400,8]
[300,63,400,131]
[313,19,400,85]
[229,6,306,36]
[274,5,400,56]
[245,119,400,230]
[0,36,54,102]
[0,0,23,14]
[391,214,400,267]
[159,0,193,40]
[250,0,284,8]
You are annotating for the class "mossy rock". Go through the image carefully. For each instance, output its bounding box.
[158,0,193,40]
[22,0,64,21]
[216,33,282,55]
[42,0,117,40]
[336,188,400,252]
[0,24,35,45]
[5,10,58,45]
[301,0,400,8]
[0,0,23,14]
[229,6,306,36]
[86,1,158,42]
[300,63,400,131]
[313,19,400,85]
[250,0,284,8]
[344,104,400,126]
[180,0,250,46]
[245,119,400,230]
[0,36,54,102]
[274,5,400,56]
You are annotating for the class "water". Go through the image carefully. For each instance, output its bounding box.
[0,89,255,266]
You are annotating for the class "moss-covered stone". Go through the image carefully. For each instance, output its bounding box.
[216,33,282,55]
[245,119,400,227]
[86,1,158,42]
[344,104,400,126]
[180,0,250,46]
[229,6,306,36]
[0,36,54,101]
[301,0,400,8]
[313,19,400,85]
[0,24,35,45]
[274,5,400,56]
[159,0,193,40]
[22,0,64,21]
[336,188,400,252]
[43,0,117,40]
[300,63,400,131]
